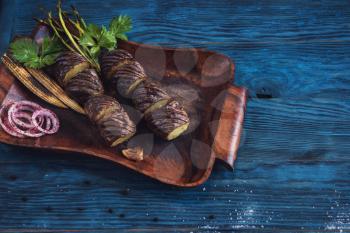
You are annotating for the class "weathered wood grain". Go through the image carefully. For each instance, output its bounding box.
[10,0,350,98]
[0,99,349,231]
[0,26,247,187]
[0,0,350,231]
[0,0,16,55]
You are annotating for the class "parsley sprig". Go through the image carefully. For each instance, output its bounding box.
[110,15,132,41]
[43,1,132,71]
[8,1,132,71]
[10,37,62,69]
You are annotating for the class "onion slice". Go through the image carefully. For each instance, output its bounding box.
[0,100,60,138]
[7,114,45,137]
[0,102,26,138]
[32,109,59,134]
[8,101,42,129]
[11,112,35,129]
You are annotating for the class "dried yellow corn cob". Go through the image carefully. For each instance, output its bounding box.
[1,54,67,109]
[26,67,86,115]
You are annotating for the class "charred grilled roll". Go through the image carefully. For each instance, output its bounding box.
[84,95,123,122]
[131,79,171,114]
[145,100,190,140]
[84,95,136,146]
[65,69,104,105]
[100,49,190,140]
[100,49,134,80]
[50,51,90,86]
[47,50,136,146]
[100,49,147,97]
[112,60,147,97]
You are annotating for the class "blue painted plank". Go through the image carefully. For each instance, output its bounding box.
[0,0,17,54]
[0,99,349,231]
[0,0,350,232]
[10,0,350,98]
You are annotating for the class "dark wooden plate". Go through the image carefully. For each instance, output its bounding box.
[0,25,247,187]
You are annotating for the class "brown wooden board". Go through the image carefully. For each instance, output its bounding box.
[0,25,247,187]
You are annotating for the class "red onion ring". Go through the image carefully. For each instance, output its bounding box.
[0,101,60,138]
[32,109,59,134]
[12,100,42,110]
[7,114,45,137]
[11,112,34,129]
[36,114,52,131]
[0,103,25,138]
[8,101,42,129]
[37,116,44,126]
[44,116,52,130]
[6,101,45,137]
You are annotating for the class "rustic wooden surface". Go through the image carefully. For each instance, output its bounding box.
[0,26,247,187]
[0,0,350,232]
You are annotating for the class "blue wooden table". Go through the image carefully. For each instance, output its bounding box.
[1,0,350,232]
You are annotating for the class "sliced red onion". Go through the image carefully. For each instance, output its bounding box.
[37,116,44,126]
[44,116,52,130]
[8,101,42,129]
[32,109,59,134]
[27,127,46,137]
[11,100,42,111]
[7,113,45,138]
[1,100,60,138]
[11,112,35,129]
[6,101,45,137]
[0,103,26,138]
[36,114,52,131]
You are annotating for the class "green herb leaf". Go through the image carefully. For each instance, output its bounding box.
[79,24,100,48]
[79,23,116,55]
[9,37,62,69]
[87,24,101,37]
[43,2,132,71]
[99,26,116,50]
[24,56,43,69]
[115,33,128,41]
[90,46,100,57]
[41,36,62,56]
[10,38,39,64]
[109,15,132,38]
[79,33,95,47]
[42,54,57,66]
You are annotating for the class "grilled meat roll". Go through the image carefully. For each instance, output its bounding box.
[100,49,147,97]
[100,49,134,80]
[99,49,190,140]
[50,51,90,86]
[84,95,136,146]
[65,69,104,105]
[49,50,136,146]
[112,60,147,97]
[131,79,171,114]
[145,100,189,141]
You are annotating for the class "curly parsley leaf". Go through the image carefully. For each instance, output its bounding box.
[79,23,116,54]
[79,33,95,48]
[10,38,39,64]
[99,26,116,50]
[42,37,62,56]
[109,15,132,41]
[9,37,62,69]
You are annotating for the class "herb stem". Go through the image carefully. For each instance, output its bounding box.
[71,5,87,29]
[57,1,99,70]
[48,12,75,52]
[57,2,85,56]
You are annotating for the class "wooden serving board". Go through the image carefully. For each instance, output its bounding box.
[0,25,247,187]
